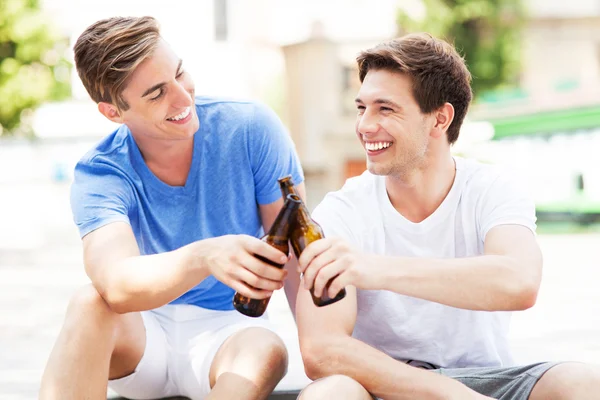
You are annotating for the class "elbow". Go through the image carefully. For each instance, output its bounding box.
[105,298,133,314]
[300,339,341,380]
[301,341,328,380]
[97,284,135,314]
[517,280,539,310]
[512,272,541,311]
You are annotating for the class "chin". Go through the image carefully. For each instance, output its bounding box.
[191,113,200,132]
[366,163,388,176]
[180,118,199,138]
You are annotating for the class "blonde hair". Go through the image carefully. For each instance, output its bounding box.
[74,16,161,111]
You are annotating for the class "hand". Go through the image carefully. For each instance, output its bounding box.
[298,237,374,298]
[200,235,289,299]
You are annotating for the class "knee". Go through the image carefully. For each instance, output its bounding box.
[65,284,117,326]
[298,375,370,400]
[533,362,600,400]
[243,328,288,378]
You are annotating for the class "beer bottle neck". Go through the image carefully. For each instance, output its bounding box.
[295,205,313,228]
[278,176,296,198]
[266,195,301,239]
[280,184,296,198]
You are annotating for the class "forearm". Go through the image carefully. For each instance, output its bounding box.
[97,242,210,313]
[374,254,538,311]
[304,336,488,400]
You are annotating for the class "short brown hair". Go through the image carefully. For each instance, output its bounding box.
[357,33,472,144]
[74,16,161,111]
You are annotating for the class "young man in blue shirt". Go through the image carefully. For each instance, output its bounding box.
[39,16,304,400]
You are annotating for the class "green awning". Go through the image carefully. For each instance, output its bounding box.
[488,105,600,139]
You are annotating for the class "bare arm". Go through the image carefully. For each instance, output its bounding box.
[83,222,207,313]
[373,225,542,310]
[296,285,490,400]
[258,182,306,316]
[84,222,288,314]
[302,224,542,312]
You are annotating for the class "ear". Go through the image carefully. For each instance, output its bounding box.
[98,102,124,123]
[431,102,454,139]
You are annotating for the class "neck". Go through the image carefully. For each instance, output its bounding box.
[385,152,456,223]
[133,133,194,186]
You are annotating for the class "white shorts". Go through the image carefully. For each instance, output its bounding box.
[109,304,275,400]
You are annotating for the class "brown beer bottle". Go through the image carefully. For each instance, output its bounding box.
[233,195,300,317]
[278,176,347,307]
[278,175,296,199]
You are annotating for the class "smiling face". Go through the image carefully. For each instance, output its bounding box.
[355,69,434,177]
[109,39,199,141]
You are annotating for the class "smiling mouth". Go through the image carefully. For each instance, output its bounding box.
[365,141,392,153]
[166,107,191,122]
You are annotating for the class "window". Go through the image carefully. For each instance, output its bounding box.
[341,65,361,115]
[214,0,228,41]
[344,159,366,180]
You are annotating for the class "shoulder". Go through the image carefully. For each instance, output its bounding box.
[315,171,379,217]
[457,157,524,200]
[78,125,130,168]
[73,125,135,188]
[313,171,379,243]
[194,96,275,123]
[456,157,535,235]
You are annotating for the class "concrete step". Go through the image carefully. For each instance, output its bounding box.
[110,392,299,400]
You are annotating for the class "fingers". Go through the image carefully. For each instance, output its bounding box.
[234,256,286,291]
[239,251,288,282]
[302,248,339,291]
[244,236,288,266]
[326,270,352,299]
[311,259,347,297]
[297,238,334,273]
[229,280,273,299]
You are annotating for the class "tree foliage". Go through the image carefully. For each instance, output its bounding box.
[398,0,526,100]
[0,0,71,135]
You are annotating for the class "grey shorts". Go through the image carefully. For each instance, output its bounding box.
[371,361,561,400]
[437,362,561,399]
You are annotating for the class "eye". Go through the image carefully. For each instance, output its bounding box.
[356,105,365,114]
[380,106,393,112]
[176,69,185,79]
[149,88,164,101]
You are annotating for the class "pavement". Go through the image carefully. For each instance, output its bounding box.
[1,182,600,399]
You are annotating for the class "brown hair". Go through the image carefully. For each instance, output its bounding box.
[357,33,472,144]
[73,16,161,111]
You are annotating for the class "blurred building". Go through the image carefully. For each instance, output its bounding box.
[27,0,404,209]
[12,0,600,218]
[468,0,600,221]
[281,0,600,218]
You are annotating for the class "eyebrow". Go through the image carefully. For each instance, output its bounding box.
[354,98,402,109]
[141,59,184,98]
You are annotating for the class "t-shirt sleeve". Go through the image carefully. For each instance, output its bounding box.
[477,169,537,240]
[70,158,134,238]
[312,192,362,248]
[247,102,304,205]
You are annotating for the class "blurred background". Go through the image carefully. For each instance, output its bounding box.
[0,0,599,398]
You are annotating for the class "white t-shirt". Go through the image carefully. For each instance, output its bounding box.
[311,157,536,369]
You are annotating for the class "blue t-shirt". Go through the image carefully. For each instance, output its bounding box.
[70,97,304,310]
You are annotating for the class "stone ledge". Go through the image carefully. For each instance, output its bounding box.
[110,392,299,400]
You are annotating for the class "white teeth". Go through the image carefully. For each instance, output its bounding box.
[365,142,392,151]
[167,107,191,121]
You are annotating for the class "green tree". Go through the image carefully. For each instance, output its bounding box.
[0,0,71,136]
[398,0,526,100]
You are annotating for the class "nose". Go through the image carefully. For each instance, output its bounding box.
[356,109,378,136]
[171,79,193,107]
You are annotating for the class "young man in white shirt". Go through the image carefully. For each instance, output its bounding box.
[295,33,600,399]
